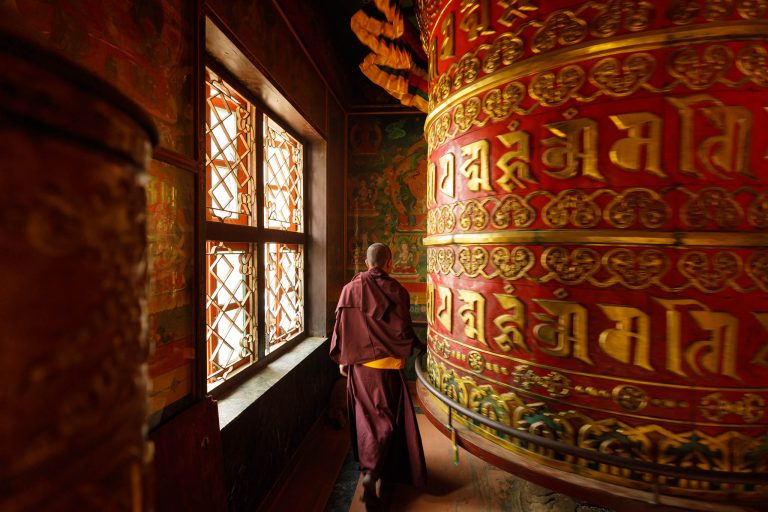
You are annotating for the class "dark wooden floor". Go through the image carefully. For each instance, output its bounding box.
[260,413,351,512]
[260,380,608,512]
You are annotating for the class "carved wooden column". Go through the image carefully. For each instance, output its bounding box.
[417,1,768,509]
[0,24,157,511]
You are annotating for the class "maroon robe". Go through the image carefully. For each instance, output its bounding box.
[330,268,427,486]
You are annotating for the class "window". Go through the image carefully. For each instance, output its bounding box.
[204,69,306,391]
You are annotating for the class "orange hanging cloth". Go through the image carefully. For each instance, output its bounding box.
[350,0,429,112]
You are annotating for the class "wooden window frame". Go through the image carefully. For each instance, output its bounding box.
[205,83,253,226]
[205,241,257,383]
[203,61,309,395]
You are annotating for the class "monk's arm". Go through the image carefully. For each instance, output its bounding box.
[329,308,343,364]
[399,287,425,353]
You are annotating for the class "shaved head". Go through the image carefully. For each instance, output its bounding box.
[366,243,391,268]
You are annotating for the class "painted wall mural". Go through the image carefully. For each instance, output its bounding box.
[347,114,428,321]
[13,0,195,156]
[146,160,195,426]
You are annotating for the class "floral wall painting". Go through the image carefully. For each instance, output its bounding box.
[347,114,428,321]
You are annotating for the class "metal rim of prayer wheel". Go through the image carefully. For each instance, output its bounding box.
[415,1,768,510]
[0,18,157,511]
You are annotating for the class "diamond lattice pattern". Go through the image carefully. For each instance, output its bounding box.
[206,241,257,389]
[264,115,303,232]
[265,243,304,352]
[206,70,255,225]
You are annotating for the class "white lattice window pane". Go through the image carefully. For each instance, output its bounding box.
[211,106,238,162]
[264,115,303,232]
[205,70,256,226]
[210,165,239,221]
[206,241,257,390]
[212,309,242,367]
[265,243,304,352]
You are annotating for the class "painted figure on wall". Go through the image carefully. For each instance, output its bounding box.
[350,119,384,155]
[378,146,422,229]
[350,177,377,214]
[347,114,428,320]
[393,238,416,273]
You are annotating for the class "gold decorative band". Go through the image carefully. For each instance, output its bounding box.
[430,351,768,427]
[425,21,768,129]
[423,229,768,247]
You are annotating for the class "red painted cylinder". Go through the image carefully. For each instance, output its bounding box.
[0,21,156,511]
[417,1,768,508]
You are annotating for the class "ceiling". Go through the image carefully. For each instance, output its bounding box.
[278,0,422,112]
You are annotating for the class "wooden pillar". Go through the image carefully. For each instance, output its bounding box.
[0,24,157,511]
[418,1,768,509]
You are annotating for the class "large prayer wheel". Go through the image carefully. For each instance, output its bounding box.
[417,1,768,509]
[0,20,156,511]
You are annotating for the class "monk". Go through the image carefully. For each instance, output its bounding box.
[330,243,427,506]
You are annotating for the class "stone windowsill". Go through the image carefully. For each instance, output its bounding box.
[216,336,328,430]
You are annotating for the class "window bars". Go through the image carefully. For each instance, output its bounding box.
[264,115,303,232]
[204,69,305,390]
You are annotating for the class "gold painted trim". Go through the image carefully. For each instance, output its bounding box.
[423,230,768,247]
[431,353,768,427]
[426,21,768,127]
[433,330,768,393]
[426,0,456,43]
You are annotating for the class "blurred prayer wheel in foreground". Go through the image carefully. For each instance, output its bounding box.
[417,1,768,509]
[0,22,156,511]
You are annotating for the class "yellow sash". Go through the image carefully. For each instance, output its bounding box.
[363,356,406,369]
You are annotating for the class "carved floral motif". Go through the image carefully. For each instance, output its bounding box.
[543,190,602,228]
[428,245,768,293]
[678,251,743,292]
[588,53,656,97]
[491,194,536,228]
[491,246,536,280]
[681,188,744,228]
[603,248,670,289]
[605,189,670,228]
[458,246,489,276]
[667,45,735,90]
